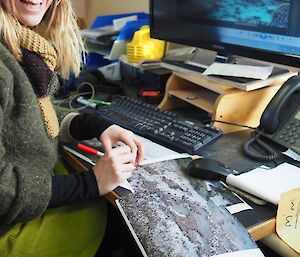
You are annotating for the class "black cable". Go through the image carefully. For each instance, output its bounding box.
[203,119,281,161]
[243,129,281,161]
[203,119,257,130]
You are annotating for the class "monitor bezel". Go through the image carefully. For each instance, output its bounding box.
[149,0,300,69]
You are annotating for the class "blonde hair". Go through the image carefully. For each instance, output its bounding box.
[0,0,84,78]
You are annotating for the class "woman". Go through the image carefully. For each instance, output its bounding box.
[0,0,144,256]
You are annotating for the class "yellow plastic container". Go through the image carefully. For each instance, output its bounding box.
[127,25,166,63]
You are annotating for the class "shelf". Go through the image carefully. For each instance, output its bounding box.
[159,72,283,133]
[173,71,237,94]
[169,88,218,114]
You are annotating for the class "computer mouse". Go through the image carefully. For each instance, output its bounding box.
[185,158,233,182]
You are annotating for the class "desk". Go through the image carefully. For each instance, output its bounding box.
[61,140,300,257]
[61,133,300,256]
[60,137,275,240]
[58,106,298,254]
[61,148,259,255]
[62,147,273,238]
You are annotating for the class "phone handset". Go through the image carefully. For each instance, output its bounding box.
[259,75,300,134]
[244,75,300,161]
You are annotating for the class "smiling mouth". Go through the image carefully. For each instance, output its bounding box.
[19,0,43,6]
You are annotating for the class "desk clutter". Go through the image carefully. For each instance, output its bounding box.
[81,12,149,65]
[61,138,272,256]
[69,9,300,255]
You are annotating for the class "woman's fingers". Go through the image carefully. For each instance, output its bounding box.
[107,145,136,164]
[117,135,144,165]
[99,125,144,165]
[133,137,144,165]
[100,134,113,152]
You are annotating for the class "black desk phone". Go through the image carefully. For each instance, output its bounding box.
[244,75,300,161]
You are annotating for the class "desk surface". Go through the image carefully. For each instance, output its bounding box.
[62,140,300,257]
[197,129,278,240]
[58,94,299,253]
[197,129,300,241]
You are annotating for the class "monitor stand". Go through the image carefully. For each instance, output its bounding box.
[158,70,296,132]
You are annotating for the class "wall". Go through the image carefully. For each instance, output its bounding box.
[72,0,149,27]
[72,0,86,19]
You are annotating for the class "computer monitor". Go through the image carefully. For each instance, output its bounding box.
[150,0,300,68]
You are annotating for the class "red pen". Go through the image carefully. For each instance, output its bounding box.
[77,143,104,157]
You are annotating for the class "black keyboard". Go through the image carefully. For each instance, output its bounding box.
[96,96,222,155]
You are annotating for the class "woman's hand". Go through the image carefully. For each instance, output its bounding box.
[100,124,144,165]
[92,145,136,196]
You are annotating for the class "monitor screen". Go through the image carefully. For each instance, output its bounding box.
[150,0,300,68]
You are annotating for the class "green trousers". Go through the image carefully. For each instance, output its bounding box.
[0,161,107,257]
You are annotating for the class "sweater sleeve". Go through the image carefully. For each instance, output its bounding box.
[60,112,112,142]
[0,108,51,224]
[0,162,52,225]
[48,170,100,208]
[69,112,113,140]
[0,60,52,225]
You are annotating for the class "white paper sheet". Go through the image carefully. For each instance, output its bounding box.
[203,63,273,80]
[226,203,253,214]
[226,163,300,205]
[113,15,137,31]
[137,135,191,165]
[212,248,265,257]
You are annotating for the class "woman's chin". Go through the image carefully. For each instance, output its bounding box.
[14,0,47,27]
[18,15,44,27]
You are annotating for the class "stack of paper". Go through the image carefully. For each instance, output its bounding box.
[226,163,300,205]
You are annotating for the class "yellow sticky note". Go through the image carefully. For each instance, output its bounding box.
[276,188,300,253]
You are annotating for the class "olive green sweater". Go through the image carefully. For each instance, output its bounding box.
[0,42,73,236]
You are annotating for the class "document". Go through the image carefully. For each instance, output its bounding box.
[203,63,273,80]
[113,15,137,31]
[226,163,300,205]
[136,135,191,165]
